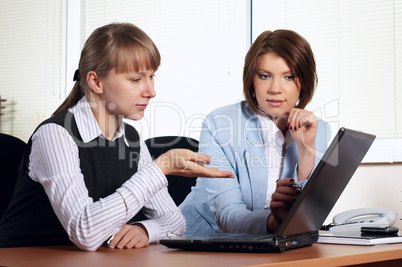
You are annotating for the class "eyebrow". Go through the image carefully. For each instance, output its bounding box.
[257,68,294,75]
[128,70,155,76]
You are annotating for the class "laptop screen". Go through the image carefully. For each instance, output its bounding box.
[276,127,375,237]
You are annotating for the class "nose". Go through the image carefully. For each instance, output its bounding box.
[143,79,156,98]
[268,78,281,94]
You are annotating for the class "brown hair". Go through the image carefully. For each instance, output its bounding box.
[53,23,161,115]
[243,29,317,115]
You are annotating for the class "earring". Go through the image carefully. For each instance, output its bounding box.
[251,86,256,98]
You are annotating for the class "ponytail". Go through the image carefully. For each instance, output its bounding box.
[53,76,85,116]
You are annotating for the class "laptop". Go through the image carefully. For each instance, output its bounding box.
[160,127,376,253]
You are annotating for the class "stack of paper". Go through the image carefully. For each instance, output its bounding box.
[318,231,402,246]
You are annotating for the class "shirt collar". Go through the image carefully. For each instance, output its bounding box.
[69,96,125,143]
[257,115,294,148]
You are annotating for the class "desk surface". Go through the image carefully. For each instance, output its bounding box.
[1,243,402,267]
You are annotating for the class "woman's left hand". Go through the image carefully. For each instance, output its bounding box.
[287,108,318,181]
[287,108,318,152]
[154,149,234,178]
[108,224,149,249]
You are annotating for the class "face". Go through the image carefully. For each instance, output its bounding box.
[253,52,301,119]
[99,68,156,120]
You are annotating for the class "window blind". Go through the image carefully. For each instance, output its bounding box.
[0,0,66,141]
[83,0,249,139]
[252,0,402,162]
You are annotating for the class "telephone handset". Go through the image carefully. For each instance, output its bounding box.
[329,208,398,234]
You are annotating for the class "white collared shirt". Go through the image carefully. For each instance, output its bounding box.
[71,97,125,143]
[257,115,292,209]
[28,97,185,251]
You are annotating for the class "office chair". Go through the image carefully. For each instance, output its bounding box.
[145,136,199,206]
[0,133,26,219]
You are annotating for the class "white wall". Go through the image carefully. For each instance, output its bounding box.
[324,163,402,228]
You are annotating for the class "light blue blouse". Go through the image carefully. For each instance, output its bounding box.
[180,101,331,235]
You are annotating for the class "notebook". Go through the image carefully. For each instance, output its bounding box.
[160,127,376,253]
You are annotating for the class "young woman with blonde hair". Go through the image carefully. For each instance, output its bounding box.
[0,23,232,251]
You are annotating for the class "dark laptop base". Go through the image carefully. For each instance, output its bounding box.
[160,231,318,253]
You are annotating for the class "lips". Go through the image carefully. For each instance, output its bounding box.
[267,99,284,107]
[136,104,148,110]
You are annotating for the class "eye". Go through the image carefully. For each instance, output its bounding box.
[285,75,296,81]
[131,78,141,82]
[258,73,270,80]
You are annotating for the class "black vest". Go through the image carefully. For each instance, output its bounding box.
[0,110,144,248]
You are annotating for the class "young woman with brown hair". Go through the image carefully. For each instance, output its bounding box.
[180,29,331,235]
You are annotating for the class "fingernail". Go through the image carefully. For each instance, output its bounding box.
[287,122,290,127]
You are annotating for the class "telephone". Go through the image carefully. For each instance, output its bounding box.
[328,208,398,234]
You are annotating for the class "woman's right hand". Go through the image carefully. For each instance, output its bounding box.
[267,178,300,232]
[154,148,234,178]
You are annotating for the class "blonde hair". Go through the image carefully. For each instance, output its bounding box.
[53,23,161,115]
